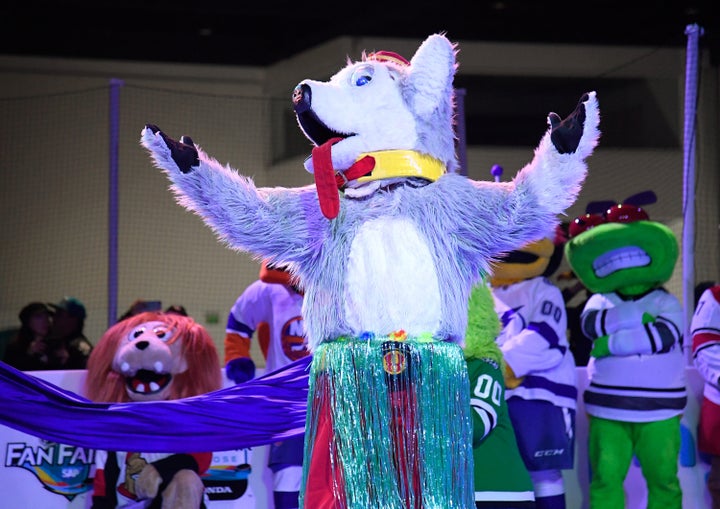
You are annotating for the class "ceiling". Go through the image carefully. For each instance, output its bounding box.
[1,1,717,66]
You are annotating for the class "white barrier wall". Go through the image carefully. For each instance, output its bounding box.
[0,369,272,509]
[0,368,713,509]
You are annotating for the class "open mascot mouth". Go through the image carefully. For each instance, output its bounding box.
[125,369,172,395]
[292,84,354,146]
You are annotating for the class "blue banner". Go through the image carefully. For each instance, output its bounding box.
[0,356,311,452]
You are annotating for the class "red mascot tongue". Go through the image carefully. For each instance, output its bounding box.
[311,138,375,219]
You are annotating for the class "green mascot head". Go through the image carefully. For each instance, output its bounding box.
[564,190,678,297]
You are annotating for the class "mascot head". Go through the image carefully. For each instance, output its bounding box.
[292,34,458,218]
[489,226,565,287]
[564,190,678,297]
[84,311,221,403]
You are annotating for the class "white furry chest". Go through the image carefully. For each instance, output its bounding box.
[343,217,441,335]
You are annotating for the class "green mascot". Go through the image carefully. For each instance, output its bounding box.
[565,190,686,509]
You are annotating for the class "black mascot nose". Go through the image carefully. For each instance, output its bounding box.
[292,83,312,113]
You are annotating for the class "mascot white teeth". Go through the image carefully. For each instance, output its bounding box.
[141,32,601,509]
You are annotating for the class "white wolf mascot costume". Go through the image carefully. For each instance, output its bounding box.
[141,33,600,509]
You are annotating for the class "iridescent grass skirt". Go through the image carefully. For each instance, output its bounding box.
[300,334,473,509]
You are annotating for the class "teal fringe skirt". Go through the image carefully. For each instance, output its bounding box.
[300,334,473,509]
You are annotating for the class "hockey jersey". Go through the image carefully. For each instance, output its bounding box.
[468,355,535,507]
[226,280,308,373]
[691,285,720,456]
[493,277,577,410]
[692,285,720,405]
[582,288,687,422]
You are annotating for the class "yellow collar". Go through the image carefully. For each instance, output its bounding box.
[356,150,446,183]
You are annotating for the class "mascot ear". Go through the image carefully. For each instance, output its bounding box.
[407,34,457,118]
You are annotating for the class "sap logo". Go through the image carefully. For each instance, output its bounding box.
[62,467,84,478]
[534,449,565,457]
[206,486,233,494]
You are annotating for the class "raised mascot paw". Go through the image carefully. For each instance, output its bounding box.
[226,357,256,384]
[145,124,199,173]
[548,92,590,155]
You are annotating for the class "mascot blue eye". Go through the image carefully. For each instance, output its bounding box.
[350,64,374,87]
[131,327,146,339]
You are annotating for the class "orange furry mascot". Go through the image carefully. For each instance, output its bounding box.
[84,311,222,509]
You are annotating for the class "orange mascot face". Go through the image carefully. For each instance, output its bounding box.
[84,311,221,403]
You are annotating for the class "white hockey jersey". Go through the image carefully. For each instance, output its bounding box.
[492,277,577,410]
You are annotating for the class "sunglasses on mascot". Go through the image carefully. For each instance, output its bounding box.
[568,190,656,239]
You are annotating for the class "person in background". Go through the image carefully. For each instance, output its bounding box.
[118,299,163,321]
[46,296,93,369]
[489,232,576,509]
[3,302,56,370]
[691,283,720,509]
[224,260,310,509]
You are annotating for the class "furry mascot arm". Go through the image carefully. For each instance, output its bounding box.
[457,91,600,264]
[141,126,322,266]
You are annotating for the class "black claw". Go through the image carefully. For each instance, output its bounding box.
[147,126,199,173]
[548,112,561,130]
[549,93,588,155]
